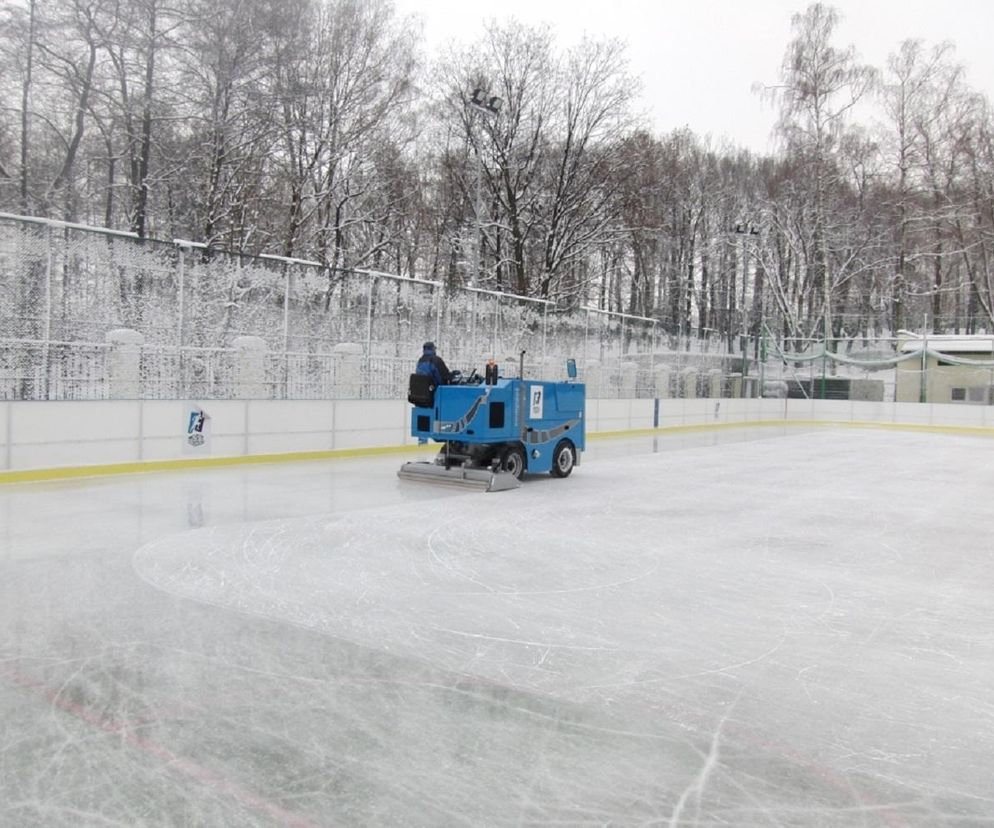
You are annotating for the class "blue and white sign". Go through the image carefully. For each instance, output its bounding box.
[529,385,544,419]
[184,405,211,454]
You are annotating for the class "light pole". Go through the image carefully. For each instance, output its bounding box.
[733,221,763,396]
[466,88,501,287]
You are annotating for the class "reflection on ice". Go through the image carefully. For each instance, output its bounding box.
[3,429,994,825]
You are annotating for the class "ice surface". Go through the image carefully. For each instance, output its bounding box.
[2,428,994,826]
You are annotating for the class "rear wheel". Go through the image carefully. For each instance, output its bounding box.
[550,440,575,478]
[500,444,526,479]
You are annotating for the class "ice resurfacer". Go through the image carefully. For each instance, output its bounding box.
[398,354,585,492]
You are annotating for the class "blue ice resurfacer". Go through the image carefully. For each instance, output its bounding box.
[398,354,585,492]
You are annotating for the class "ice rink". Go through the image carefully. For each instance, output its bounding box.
[2,425,993,827]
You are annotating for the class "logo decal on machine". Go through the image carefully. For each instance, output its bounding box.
[436,393,488,434]
[529,385,543,419]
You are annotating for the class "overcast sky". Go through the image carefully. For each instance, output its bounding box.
[394,0,994,153]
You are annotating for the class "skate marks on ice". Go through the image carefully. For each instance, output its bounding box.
[127,430,994,825]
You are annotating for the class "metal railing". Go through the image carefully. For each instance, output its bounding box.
[6,213,993,404]
[0,212,674,401]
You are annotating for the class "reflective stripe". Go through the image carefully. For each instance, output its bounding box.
[523,418,581,445]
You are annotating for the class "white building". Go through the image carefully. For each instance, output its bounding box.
[896,333,994,404]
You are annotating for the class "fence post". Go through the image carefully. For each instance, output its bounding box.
[649,320,656,380]
[682,367,698,399]
[365,277,376,396]
[708,368,722,398]
[435,283,443,350]
[620,361,637,397]
[492,294,500,355]
[583,309,589,378]
[758,324,767,399]
[920,317,928,403]
[989,337,993,406]
[105,329,144,399]
[333,342,363,399]
[177,247,186,398]
[42,226,53,399]
[654,364,671,399]
[232,335,267,399]
[585,360,601,399]
[176,246,185,347]
[541,303,548,365]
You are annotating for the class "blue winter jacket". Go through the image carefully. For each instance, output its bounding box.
[416,346,451,386]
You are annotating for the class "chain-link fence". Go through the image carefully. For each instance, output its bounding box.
[0,214,669,400]
[4,213,994,404]
[758,332,994,406]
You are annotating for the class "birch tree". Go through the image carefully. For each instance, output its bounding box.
[764,2,876,342]
[879,41,954,332]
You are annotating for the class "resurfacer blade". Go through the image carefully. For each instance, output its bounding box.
[397,461,521,493]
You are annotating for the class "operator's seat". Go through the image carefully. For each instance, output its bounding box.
[408,373,436,407]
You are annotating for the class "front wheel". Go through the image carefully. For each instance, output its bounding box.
[550,440,575,478]
[499,444,527,479]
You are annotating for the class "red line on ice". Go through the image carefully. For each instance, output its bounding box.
[2,667,320,828]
